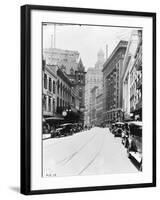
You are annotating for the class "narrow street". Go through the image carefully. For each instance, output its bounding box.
[43,127,138,177]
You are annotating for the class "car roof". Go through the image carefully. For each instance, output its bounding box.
[127,121,142,126]
[115,122,125,125]
[60,123,73,126]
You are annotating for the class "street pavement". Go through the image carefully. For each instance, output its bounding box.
[43,127,138,177]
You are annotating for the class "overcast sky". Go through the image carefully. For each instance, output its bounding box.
[43,23,136,69]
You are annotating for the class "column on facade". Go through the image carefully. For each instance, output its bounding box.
[46,95,49,112]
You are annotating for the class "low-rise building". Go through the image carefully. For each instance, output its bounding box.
[56,67,81,123]
[42,61,57,118]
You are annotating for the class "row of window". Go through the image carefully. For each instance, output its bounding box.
[43,95,56,113]
[57,96,69,108]
[130,88,142,110]
[44,74,56,94]
[106,111,121,120]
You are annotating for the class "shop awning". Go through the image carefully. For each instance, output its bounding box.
[44,116,64,121]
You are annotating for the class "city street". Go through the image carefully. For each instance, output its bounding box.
[43,127,138,177]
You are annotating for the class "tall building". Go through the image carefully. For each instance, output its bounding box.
[103,40,128,124]
[130,30,142,120]
[84,49,105,125]
[96,92,103,126]
[68,58,86,110]
[122,30,141,121]
[90,86,98,125]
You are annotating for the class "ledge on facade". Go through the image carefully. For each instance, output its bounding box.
[102,40,128,72]
[57,68,72,86]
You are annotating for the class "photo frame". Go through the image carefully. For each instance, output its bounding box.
[21,4,156,195]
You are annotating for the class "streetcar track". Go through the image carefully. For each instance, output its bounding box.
[78,135,105,175]
[56,133,97,165]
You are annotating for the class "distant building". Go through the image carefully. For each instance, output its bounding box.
[96,92,103,126]
[68,58,86,110]
[103,40,128,124]
[84,49,106,125]
[90,86,98,125]
[43,48,79,74]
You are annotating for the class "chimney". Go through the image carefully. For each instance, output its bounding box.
[106,44,108,60]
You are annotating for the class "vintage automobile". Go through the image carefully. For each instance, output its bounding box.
[113,122,125,137]
[126,121,142,171]
[121,123,130,147]
[109,123,115,134]
[54,123,75,137]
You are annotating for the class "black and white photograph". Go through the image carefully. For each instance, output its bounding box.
[20,5,156,194]
[42,23,143,177]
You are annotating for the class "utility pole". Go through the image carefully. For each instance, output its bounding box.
[54,24,56,48]
[50,24,56,48]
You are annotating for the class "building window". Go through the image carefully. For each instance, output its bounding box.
[44,73,47,89]
[57,80,59,94]
[60,98,62,107]
[79,89,82,97]
[53,98,55,114]
[48,97,51,112]
[53,80,55,94]
[60,83,62,96]
[42,95,46,111]
[57,97,59,107]
[49,78,52,92]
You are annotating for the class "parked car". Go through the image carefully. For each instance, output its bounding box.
[54,123,75,137]
[113,122,125,137]
[110,123,115,133]
[121,123,130,147]
[126,121,142,171]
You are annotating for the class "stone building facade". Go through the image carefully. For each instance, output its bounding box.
[42,61,57,118]
[103,41,128,124]
[122,30,142,121]
[96,92,103,126]
[43,47,86,123]
[43,48,79,74]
